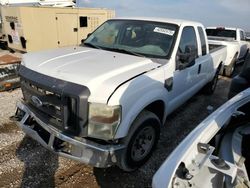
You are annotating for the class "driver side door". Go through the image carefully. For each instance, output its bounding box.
[168,26,202,112]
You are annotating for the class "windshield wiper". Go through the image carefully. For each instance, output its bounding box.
[110,48,145,58]
[83,43,145,58]
[83,42,103,50]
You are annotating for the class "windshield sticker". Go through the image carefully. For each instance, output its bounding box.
[153,27,175,36]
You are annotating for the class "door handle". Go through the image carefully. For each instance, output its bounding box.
[73,28,78,32]
[198,64,201,74]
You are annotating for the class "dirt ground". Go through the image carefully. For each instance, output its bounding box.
[0,54,249,188]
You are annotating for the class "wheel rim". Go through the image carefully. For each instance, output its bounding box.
[131,126,156,162]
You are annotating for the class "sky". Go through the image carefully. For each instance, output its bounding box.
[77,0,250,31]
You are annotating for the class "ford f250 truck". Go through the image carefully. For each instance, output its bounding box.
[206,27,250,77]
[14,18,227,171]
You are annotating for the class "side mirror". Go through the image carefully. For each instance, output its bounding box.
[246,37,250,42]
[177,45,197,70]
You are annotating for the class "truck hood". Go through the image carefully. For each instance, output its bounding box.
[152,88,250,188]
[22,46,160,103]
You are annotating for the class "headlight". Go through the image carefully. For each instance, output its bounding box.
[88,103,121,140]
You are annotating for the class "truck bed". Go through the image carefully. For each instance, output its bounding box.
[208,36,235,42]
[209,44,227,75]
[209,44,226,53]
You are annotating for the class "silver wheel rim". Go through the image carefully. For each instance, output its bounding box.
[131,126,156,162]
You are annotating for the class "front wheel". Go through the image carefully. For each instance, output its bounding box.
[117,110,160,171]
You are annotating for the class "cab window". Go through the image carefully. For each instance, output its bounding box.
[176,26,198,69]
[178,26,198,56]
[240,31,245,41]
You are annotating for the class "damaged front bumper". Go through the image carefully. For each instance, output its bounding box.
[14,101,125,168]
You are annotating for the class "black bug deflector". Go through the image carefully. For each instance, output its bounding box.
[19,65,90,137]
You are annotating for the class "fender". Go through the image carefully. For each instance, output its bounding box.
[108,68,170,139]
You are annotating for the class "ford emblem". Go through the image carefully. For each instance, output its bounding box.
[31,96,43,107]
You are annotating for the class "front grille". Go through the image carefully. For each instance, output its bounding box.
[21,79,65,128]
[19,65,90,136]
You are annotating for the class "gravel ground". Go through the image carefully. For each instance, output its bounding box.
[0,89,22,125]
[0,54,249,188]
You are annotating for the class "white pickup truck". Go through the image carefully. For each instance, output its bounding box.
[14,18,227,171]
[206,27,250,76]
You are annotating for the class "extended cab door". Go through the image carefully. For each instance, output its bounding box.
[168,26,203,111]
[196,26,214,83]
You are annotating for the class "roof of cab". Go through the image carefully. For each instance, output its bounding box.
[110,17,203,27]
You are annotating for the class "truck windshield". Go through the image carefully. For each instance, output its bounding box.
[83,20,178,59]
[206,29,236,40]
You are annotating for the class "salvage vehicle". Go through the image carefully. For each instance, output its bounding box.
[152,88,250,188]
[206,27,250,76]
[14,18,227,171]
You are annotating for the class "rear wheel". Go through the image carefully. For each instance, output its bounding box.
[243,49,249,62]
[224,63,236,77]
[224,52,238,77]
[117,110,160,171]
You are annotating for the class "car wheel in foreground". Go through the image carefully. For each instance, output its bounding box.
[117,110,160,171]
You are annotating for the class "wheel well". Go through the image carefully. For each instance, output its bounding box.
[144,100,165,123]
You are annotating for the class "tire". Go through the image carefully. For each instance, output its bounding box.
[224,54,238,77]
[224,64,235,77]
[117,110,161,171]
[203,67,220,95]
[243,49,249,61]
[228,67,250,99]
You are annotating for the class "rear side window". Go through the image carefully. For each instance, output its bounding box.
[240,31,245,41]
[198,27,207,56]
[178,26,198,57]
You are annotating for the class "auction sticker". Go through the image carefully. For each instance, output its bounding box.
[154,27,175,36]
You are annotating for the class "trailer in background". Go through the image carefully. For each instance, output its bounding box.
[0,6,115,52]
